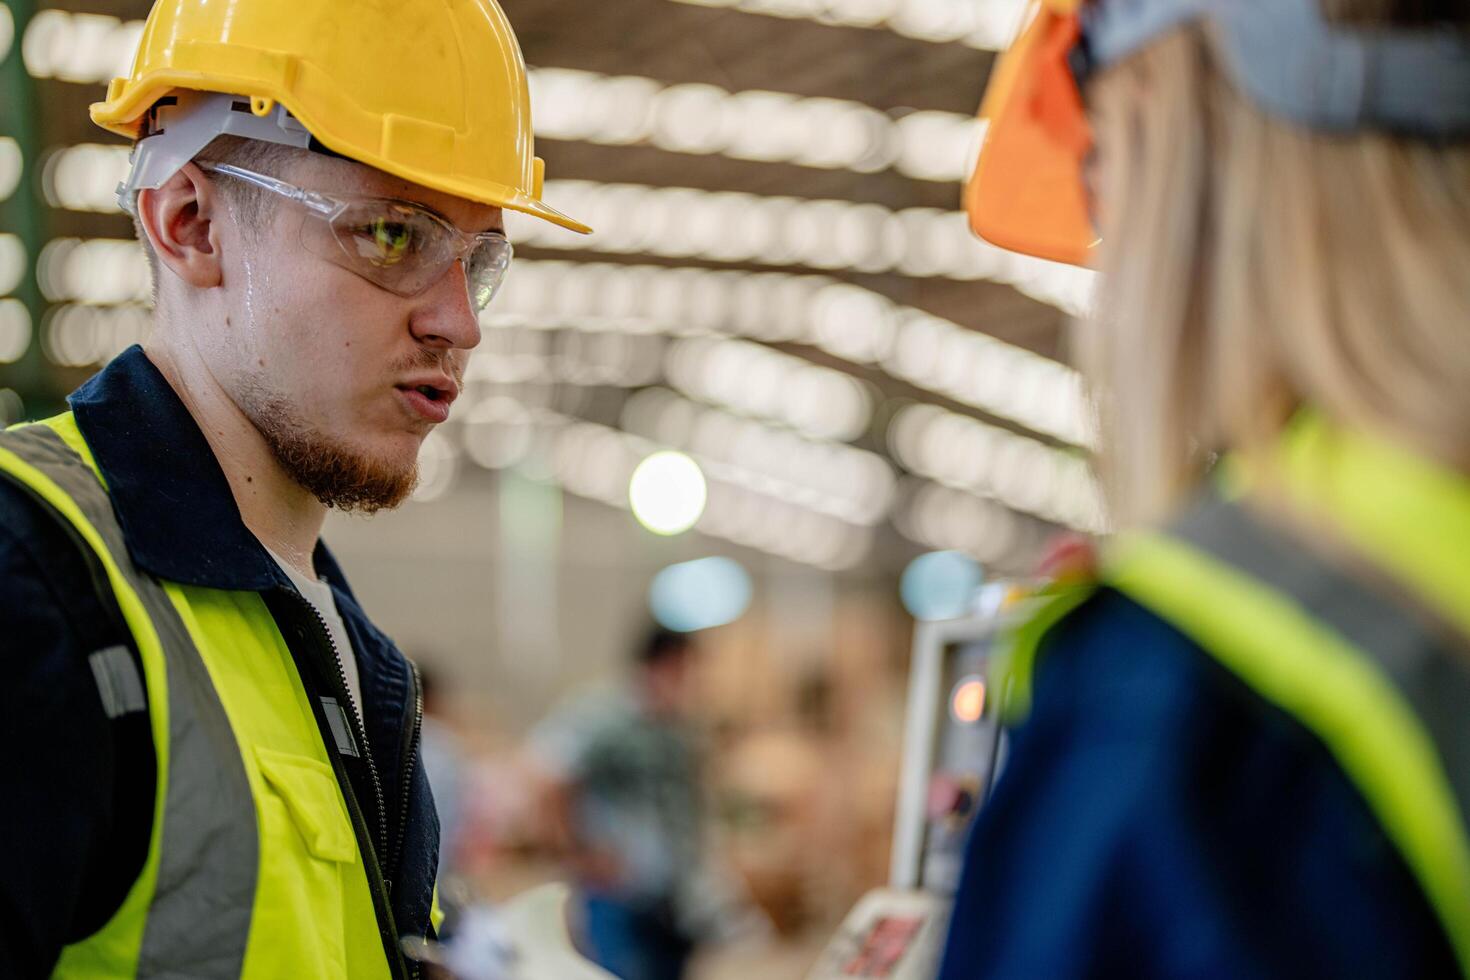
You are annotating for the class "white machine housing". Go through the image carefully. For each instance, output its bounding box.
[807,609,1017,980]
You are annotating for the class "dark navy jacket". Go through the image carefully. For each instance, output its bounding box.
[936,587,1458,979]
[0,347,439,978]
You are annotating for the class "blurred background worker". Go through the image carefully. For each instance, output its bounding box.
[531,627,764,980]
[942,0,1470,976]
[419,663,473,883]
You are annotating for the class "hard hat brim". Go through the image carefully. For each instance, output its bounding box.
[92,74,593,236]
[965,3,1095,267]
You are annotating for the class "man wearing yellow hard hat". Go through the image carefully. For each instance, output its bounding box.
[939,0,1470,976]
[0,0,586,976]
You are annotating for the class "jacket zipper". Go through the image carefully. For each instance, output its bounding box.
[271,588,409,980]
[389,659,425,897]
[293,593,389,857]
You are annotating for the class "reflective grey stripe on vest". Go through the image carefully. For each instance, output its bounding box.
[0,425,258,978]
[1171,491,1470,829]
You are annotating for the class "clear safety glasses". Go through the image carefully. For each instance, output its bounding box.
[198,162,513,311]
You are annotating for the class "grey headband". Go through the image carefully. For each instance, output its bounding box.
[1078,0,1470,138]
[117,91,316,215]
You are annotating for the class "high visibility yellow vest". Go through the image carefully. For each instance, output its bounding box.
[0,415,402,978]
[999,418,1470,976]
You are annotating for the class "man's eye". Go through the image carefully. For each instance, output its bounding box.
[358,219,414,266]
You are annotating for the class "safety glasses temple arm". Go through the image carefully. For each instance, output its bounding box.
[196,162,340,216]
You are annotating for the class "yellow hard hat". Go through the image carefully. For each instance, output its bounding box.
[91,0,590,234]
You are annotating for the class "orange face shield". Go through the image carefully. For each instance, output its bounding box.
[965,0,1097,267]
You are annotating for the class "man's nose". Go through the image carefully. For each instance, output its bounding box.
[408,260,483,351]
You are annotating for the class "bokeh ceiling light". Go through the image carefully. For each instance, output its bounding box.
[0,4,14,65]
[44,140,1093,317]
[466,322,666,388]
[411,432,460,503]
[0,234,26,297]
[651,83,731,154]
[0,299,33,365]
[30,30,977,184]
[649,557,754,632]
[43,143,132,213]
[664,334,873,442]
[21,8,142,84]
[37,238,153,305]
[809,283,898,364]
[895,113,988,183]
[41,303,150,367]
[497,411,869,569]
[894,477,1037,569]
[492,260,1091,446]
[668,0,1028,48]
[887,309,1095,447]
[700,479,869,569]
[620,386,895,526]
[462,396,536,470]
[0,137,22,203]
[629,450,708,535]
[557,420,641,504]
[506,181,1096,315]
[888,403,1106,532]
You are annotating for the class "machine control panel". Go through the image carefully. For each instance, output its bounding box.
[808,610,1017,980]
[920,637,1005,893]
[805,889,949,980]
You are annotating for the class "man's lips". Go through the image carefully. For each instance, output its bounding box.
[394,376,458,423]
[396,375,459,405]
[396,387,451,423]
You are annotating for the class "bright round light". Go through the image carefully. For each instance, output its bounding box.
[629,450,707,535]
[649,556,752,632]
[950,675,987,724]
[900,549,983,621]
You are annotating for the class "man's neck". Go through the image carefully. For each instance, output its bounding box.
[143,337,325,578]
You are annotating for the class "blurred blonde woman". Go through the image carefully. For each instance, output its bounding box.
[938,0,1470,976]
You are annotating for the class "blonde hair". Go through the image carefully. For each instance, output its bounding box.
[1083,1,1470,527]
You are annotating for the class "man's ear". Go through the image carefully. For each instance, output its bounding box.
[135,162,225,290]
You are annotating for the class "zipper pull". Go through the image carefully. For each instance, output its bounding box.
[320,697,362,758]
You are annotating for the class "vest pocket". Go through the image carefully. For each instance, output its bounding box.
[256,746,357,863]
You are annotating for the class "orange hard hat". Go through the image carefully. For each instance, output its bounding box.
[966,0,1470,269]
[965,0,1097,267]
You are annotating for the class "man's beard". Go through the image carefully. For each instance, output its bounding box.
[241,388,418,514]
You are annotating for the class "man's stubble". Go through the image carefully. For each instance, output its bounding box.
[240,382,419,514]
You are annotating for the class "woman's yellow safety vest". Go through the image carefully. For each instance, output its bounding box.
[0,415,401,978]
[1001,419,1470,976]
